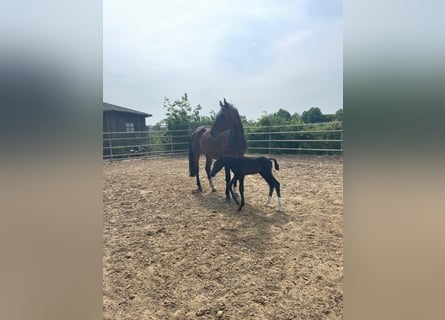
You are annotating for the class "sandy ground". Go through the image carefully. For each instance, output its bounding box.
[103,155,343,319]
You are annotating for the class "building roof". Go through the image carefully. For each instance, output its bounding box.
[103,102,152,117]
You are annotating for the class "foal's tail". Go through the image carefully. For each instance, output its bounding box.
[189,142,196,177]
[269,158,280,171]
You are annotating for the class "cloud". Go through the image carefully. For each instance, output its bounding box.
[104,0,342,124]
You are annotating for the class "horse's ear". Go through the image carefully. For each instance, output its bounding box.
[220,98,228,108]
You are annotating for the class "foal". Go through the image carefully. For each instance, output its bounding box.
[210,156,282,211]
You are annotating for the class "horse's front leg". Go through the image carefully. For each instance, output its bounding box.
[205,156,216,192]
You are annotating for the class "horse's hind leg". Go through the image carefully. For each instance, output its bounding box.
[196,173,202,192]
[205,156,216,192]
[195,154,202,192]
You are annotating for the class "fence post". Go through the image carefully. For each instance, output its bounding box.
[108,134,114,160]
[268,126,271,154]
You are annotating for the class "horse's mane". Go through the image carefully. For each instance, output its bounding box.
[223,102,247,152]
[228,104,245,138]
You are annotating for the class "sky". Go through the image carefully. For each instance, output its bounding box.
[103,0,342,125]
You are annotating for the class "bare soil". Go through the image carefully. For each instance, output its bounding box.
[103,155,343,319]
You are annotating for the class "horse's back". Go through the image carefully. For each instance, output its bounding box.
[190,126,211,150]
[191,125,210,139]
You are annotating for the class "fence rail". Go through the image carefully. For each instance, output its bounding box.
[103,122,343,160]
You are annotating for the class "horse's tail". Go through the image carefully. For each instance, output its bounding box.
[189,142,196,177]
[269,158,280,171]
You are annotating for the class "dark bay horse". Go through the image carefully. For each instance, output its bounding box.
[189,98,247,201]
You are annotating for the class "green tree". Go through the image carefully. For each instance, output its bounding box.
[274,108,292,121]
[335,108,343,122]
[258,114,273,127]
[257,108,293,127]
[301,107,325,123]
[163,93,202,130]
[291,112,301,122]
[162,93,205,152]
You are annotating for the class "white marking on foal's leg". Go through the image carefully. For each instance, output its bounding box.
[277,197,283,210]
[209,178,216,192]
[264,196,272,206]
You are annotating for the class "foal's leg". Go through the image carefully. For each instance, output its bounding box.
[271,175,282,210]
[263,173,282,210]
[205,156,216,192]
[237,176,245,211]
[260,172,282,210]
[228,176,240,205]
[224,167,232,202]
[260,172,275,206]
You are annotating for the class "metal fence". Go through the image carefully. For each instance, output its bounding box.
[103,121,343,160]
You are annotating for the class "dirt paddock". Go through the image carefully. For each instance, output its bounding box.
[103,155,343,319]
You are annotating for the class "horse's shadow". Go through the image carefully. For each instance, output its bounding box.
[193,189,290,255]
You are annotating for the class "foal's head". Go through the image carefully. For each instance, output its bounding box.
[210,156,230,177]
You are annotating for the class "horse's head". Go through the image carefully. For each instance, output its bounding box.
[211,98,244,137]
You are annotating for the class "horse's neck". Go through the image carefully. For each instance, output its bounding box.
[211,122,231,136]
[213,121,243,135]
[212,128,231,141]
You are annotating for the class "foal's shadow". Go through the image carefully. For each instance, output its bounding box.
[193,189,290,254]
[194,188,289,221]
